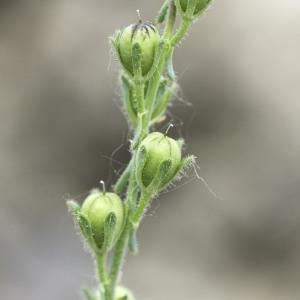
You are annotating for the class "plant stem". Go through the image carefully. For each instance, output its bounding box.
[171,18,191,46]
[105,2,183,298]
[96,253,111,300]
[109,168,137,296]
[145,1,176,127]
[114,161,132,194]
[131,191,152,226]
[109,221,130,294]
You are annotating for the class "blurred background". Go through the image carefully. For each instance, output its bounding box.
[1,0,300,299]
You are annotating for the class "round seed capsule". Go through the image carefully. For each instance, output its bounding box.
[81,191,124,250]
[118,22,160,76]
[136,132,182,189]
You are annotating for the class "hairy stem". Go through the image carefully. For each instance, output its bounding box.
[131,191,152,226]
[102,2,194,298]
[109,168,137,296]
[96,253,111,300]
[171,18,191,46]
[109,222,130,295]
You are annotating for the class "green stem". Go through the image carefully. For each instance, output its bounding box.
[131,191,152,226]
[109,169,137,296]
[96,253,111,300]
[114,161,132,194]
[171,0,196,46]
[144,2,176,129]
[171,18,191,46]
[109,221,130,293]
[106,2,180,298]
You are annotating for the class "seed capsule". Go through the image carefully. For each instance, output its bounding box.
[81,191,124,250]
[179,0,211,15]
[116,22,160,76]
[136,132,182,189]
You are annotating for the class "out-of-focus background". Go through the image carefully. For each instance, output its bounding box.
[1,0,300,299]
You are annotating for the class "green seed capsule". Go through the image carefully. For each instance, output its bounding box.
[81,191,124,250]
[179,0,211,15]
[117,22,160,76]
[136,132,182,189]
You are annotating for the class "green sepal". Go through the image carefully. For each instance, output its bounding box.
[175,155,196,176]
[156,0,170,24]
[193,0,213,17]
[67,200,99,252]
[145,39,166,82]
[101,212,117,253]
[151,82,177,123]
[120,74,137,128]
[147,159,172,192]
[154,155,195,192]
[110,31,123,67]
[175,0,185,17]
[67,200,80,215]
[132,43,142,78]
[110,31,134,78]
[135,145,148,190]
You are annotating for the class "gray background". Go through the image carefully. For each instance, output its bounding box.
[1,0,300,299]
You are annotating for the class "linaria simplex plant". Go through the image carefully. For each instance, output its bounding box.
[67,1,213,299]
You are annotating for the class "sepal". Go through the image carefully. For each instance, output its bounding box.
[148,159,173,192]
[67,200,99,252]
[156,0,171,24]
[132,43,142,78]
[120,74,137,127]
[151,81,177,123]
[101,212,117,253]
[135,145,148,189]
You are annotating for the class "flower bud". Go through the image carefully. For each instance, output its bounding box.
[116,22,160,76]
[81,191,124,250]
[135,132,182,189]
[115,286,135,300]
[179,0,211,15]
